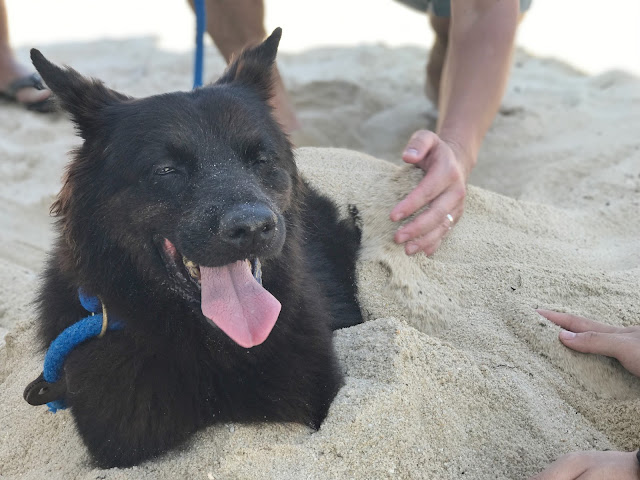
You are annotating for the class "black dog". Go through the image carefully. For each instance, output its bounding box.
[24,29,362,468]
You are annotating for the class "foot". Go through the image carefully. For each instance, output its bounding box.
[0,57,52,106]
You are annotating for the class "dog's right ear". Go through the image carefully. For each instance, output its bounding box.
[31,49,129,138]
[214,27,282,100]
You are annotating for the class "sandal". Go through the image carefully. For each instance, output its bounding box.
[0,72,56,113]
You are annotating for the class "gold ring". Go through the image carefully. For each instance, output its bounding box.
[98,297,108,338]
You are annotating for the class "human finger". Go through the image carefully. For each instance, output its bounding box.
[401,130,439,165]
[394,187,463,244]
[531,451,640,480]
[529,452,587,480]
[402,204,463,256]
[403,214,450,256]
[536,309,621,334]
[576,451,640,480]
[391,150,464,223]
[557,330,626,359]
[390,167,448,223]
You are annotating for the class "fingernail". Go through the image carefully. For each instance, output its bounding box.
[396,232,409,243]
[404,148,418,156]
[406,243,419,255]
[391,211,405,222]
[559,329,576,340]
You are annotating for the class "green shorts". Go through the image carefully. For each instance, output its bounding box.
[397,0,532,16]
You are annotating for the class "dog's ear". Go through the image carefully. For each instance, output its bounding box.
[215,27,282,99]
[31,49,129,138]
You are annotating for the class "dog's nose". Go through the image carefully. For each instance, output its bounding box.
[219,204,278,250]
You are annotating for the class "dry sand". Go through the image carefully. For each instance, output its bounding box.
[1,38,639,479]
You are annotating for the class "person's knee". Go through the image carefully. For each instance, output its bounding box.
[203,0,266,62]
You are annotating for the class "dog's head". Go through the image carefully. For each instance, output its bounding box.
[33,29,298,347]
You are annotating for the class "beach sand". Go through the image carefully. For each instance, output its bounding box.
[1,36,639,479]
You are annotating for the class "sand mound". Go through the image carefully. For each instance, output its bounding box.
[1,40,639,479]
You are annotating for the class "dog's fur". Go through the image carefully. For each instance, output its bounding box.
[28,29,362,468]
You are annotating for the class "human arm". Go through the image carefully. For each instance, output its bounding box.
[392,0,520,255]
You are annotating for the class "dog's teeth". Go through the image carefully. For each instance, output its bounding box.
[182,257,200,280]
[188,267,200,280]
[183,257,197,268]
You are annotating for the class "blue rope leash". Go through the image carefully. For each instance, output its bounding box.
[193,0,206,88]
[43,289,123,413]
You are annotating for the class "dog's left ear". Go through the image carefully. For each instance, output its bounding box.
[31,49,129,139]
[215,27,282,100]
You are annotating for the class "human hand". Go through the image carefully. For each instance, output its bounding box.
[390,130,471,256]
[530,450,640,480]
[537,309,640,378]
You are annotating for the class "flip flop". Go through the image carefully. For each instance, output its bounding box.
[0,72,56,113]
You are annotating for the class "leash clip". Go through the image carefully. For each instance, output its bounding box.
[23,373,66,406]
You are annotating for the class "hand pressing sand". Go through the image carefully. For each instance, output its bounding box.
[532,310,640,480]
[538,310,640,379]
[531,450,640,480]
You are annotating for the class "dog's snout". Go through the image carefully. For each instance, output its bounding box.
[220,204,278,250]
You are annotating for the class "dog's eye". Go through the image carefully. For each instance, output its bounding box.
[254,152,269,165]
[155,166,177,176]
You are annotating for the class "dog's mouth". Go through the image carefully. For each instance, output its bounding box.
[182,256,262,286]
[158,237,281,348]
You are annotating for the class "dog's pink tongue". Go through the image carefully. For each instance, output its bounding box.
[200,261,281,348]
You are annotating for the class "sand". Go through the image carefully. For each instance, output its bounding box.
[1,38,639,479]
